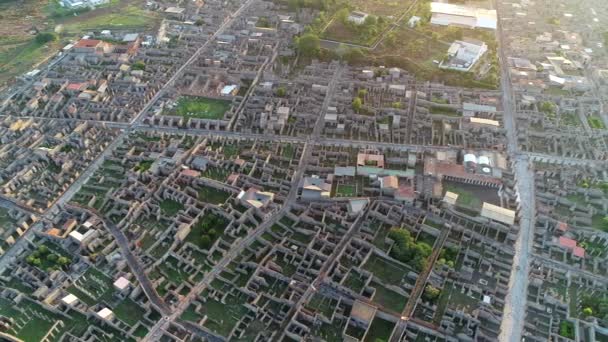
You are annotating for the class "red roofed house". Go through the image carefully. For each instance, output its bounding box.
[558,236,577,249]
[66,82,87,92]
[73,39,113,54]
[556,221,569,234]
[180,169,201,178]
[557,236,585,258]
[395,186,416,205]
[573,246,585,258]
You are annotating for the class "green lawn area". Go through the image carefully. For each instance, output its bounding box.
[335,184,356,197]
[343,270,366,294]
[114,298,146,326]
[160,199,184,216]
[134,160,153,172]
[559,320,575,339]
[66,267,114,305]
[430,105,460,116]
[305,293,336,318]
[198,187,231,205]
[365,316,395,342]
[168,96,232,120]
[0,298,56,342]
[62,6,158,33]
[588,116,606,129]
[282,144,295,158]
[591,215,608,232]
[201,166,231,181]
[182,304,204,322]
[362,254,408,284]
[444,184,482,210]
[371,282,407,313]
[201,298,248,337]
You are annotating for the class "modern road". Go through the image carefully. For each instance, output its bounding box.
[495,1,537,340]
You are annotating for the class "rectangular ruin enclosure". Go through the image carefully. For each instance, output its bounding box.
[166,96,231,120]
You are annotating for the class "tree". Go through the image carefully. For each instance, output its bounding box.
[32,258,42,267]
[352,97,362,113]
[37,245,49,255]
[35,32,57,44]
[357,89,367,99]
[200,235,212,249]
[46,253,58,262]
[208,229,217,239]
[344,48,365,64]
[336,8,350,23]
[392,102,402,109]
[296,33,320,58]
[364,15,377,27]
[195,19,204,26]
[423,285,441,302]
[132,61,146,71]
[276,87,287,97]
[583,307,593,316]
[57,256,70,266]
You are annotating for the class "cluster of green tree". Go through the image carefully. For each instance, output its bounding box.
[388,228,432,271]
[351,89,367,113]
[422,284,441,303]
[436,246,459,269]
[257,17,271,28]
[132,61,146,71]
[581,294,608,321]
[196,214,226,249]
[539,101,556,114]
[296,33,321,57]
[26,245,71,271]
[276,86,287,97]
[35,32,58,45]
[559,321,574,339]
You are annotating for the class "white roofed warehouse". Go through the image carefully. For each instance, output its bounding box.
[430,2,497,30]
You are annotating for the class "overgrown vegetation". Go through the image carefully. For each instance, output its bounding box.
[388,228,432,271]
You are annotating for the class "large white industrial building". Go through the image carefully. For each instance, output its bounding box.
[430,2,497,30]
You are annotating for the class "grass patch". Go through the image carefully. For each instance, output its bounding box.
[66,267,114,305]
[160,199,184,216]
[444,184,482,210]
[167,96,231,120]
[134,160,153,172]
[362,253,407,284]
[201,298,248,337]
[335,184,356,197]
[365,316,395,342]
[185,212,229,250]
[430,106,460,116]
[114,298,146,326]
[62,6,158,33]
[198,187,231,205]
[588,116,606,129]
[372,282,406,312]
